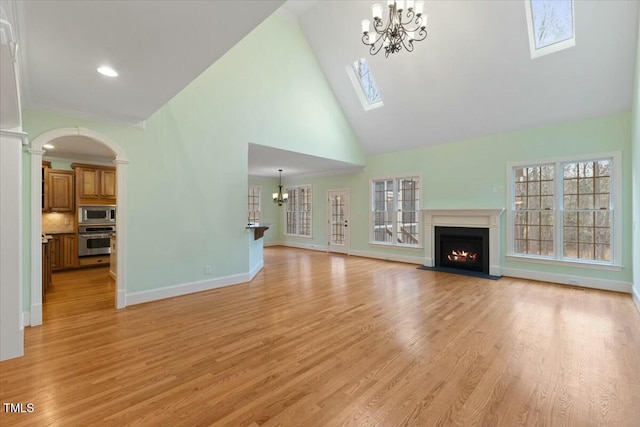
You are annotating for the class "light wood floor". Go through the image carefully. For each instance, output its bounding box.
[1,247,639,426]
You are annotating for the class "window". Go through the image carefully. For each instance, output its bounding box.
[371,177,420,246]
[347,58,383,111]
[524,0,575,58]
[285,185,312,237]
[508,153,620,267]
[248,186,261,224]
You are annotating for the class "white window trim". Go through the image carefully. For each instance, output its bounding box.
[369,175,422,248]
[506,151,622,270]
[524,0,576,59]
[284,184,313,239]
[346,65,384,112]
[248,185,262,224]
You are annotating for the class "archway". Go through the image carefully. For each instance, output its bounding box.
[29,127,128,326]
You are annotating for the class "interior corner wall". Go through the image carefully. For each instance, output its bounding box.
[631,10,640,308]
[20,12,363,311]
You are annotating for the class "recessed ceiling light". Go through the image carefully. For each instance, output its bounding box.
[43,144,54,149]
[97,66,118,77]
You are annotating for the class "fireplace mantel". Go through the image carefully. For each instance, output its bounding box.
[422,208,505,276]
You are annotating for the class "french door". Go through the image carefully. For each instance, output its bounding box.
[327,190,349,254]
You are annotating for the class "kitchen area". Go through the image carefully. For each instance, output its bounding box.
[41,161,117,303]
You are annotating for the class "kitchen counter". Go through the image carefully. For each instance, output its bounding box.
[246,223,273,241]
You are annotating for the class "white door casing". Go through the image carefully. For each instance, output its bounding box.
[29,127,129,326]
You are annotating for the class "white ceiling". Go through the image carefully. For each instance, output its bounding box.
[14,0,284,124]
[248,143,363,178]
[43,135,115,163]
[5,0,640,167]
[295,0,639,154]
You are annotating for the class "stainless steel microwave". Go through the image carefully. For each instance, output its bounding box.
[78,205,116,225]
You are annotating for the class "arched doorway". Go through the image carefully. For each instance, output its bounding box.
[29,127,128,326]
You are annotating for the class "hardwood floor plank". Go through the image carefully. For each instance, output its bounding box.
[1,247,639,426]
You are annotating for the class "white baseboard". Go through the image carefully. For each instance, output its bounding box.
[249,261,264,280]
[501,267,632,293]
[280,241,328,252]
[264,241,283,247]
[633,286,640,314]
[350,249,424,265]
[126,272,250,306]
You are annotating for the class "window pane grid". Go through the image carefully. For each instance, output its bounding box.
[513,165,554,256]
[331,195,345,244]
[371,177,420,246]
[562,160,611,261]
[397,178,419,245]
[248,186,261,223]
[512,158,613,264]
[285,186,312,238]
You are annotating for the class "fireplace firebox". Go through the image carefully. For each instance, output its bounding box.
[435,226,489,275]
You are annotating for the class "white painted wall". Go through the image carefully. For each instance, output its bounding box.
[0,129,25,360]
[632,11,640,312]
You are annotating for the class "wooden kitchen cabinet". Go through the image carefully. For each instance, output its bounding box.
[72,163,116,205]
[47,170,74,212]
[50,233,78,271]
[42,240,52,299]
[49,235,61,270]
[79,255,110,267]
[109,234,117,280]
[42,161,50,212]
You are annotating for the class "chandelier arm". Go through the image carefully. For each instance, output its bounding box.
[370,38,384,55]
[413,27,428,42]
[399,9,416,26]
[400,36,415,53]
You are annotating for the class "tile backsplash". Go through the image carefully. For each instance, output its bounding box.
[42,212,75,233]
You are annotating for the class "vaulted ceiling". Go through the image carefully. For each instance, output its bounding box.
[293,0,639,154]
[4,0,639,167]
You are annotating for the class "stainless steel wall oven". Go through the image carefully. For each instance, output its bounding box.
[78,225,115,257]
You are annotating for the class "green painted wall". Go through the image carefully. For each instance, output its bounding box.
[632,13,640,300]
[283,113,633,284]
[21,13,363,310]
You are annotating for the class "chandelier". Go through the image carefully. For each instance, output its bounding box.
[272,169,288,206]
[361,1,428,57]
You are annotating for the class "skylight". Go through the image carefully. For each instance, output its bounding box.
[525,0,575,58]
[348,58,383,111]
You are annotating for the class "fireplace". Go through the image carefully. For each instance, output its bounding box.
[435,226,489,275]
[422,209,504,277]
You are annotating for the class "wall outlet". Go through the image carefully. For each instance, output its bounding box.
[205,265,212,274]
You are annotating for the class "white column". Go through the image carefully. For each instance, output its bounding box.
[29,148,44,326]
[114,158,128,308]
[0,129,26,360]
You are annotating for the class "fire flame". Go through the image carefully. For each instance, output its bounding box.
[447,250,477,263]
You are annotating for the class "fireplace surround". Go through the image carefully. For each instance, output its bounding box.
[422,209,505,277]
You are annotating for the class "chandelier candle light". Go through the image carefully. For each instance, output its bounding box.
[272,169,289,206]
[361,0,428,57]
